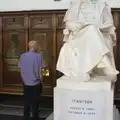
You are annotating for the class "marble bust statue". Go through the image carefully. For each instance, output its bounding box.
[56,0,119,82]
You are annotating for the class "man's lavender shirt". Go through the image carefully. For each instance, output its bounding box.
[19,50,45,86]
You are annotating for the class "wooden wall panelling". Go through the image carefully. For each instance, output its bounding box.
[52,13,57,87]
[56,14,65,79]
[29,14,53,29]
[56,14,65,59]
[112,11,118,61]
[3,30,27,85]
[114,10,120,99]
[112,11,119,27]
[1,14,28,94]
[29,14,55,96]
[115,26,120,99]
[0,17,3,88]
[29,30,54,96]
[112,9,120,99]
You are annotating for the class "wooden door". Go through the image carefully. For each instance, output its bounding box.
[29,30,55,96]
[0,17,2,89]
[115,27,120,98]
[1,15,28,94]
[112,10,120,99]
[56,14,65,79]
[29,14,56,96]
[3,31,27,88]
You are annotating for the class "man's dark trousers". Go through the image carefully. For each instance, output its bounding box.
[24,84,40,120]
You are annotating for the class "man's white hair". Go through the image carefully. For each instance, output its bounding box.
[28,40,37,49]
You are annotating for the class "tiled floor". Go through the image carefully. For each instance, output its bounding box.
[0,95,53,120]
[0,114,45,120]
[0,105,52,118]
[45,113,53,120]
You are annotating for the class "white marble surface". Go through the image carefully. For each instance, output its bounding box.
[0,0,119,11]
[54,88,113,120]
[57,76,112,90]
[46,113,53,120]
[113,106,120,120]
[107,0,120,8]
[54,77,114,120]
[46,107,120,120]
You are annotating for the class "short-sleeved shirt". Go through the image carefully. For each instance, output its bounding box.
[19,50,45,86]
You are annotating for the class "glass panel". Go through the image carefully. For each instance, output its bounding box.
[7,33,21,58]
[33,33,48,66]
[118,12,120,26]
[6,33,21,72]
[3,31,26,85]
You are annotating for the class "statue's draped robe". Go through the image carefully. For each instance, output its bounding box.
[57,1,119,81]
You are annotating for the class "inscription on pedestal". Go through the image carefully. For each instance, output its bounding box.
[54,88,112,120]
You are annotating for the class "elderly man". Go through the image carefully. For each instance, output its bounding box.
[19,40,45,120]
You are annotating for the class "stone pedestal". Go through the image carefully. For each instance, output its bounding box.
[54,76,114,120]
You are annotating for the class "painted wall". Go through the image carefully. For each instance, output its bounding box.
[0,0,119,11]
